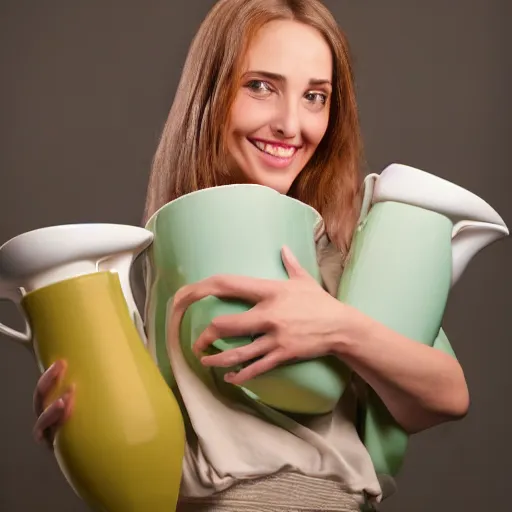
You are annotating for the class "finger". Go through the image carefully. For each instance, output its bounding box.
[33,360,66,417]
[192,309,271,355]
[200,336,275,368]
[33,386,75,446]
[33,399,65,445]
[281,245,310,280]
[174,275,276,313]
[224,349,289,384]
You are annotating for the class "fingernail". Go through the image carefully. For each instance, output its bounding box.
[283,245,297,263]
[47,361,58,375]
[224,372,236,382]
[61,387,74,404]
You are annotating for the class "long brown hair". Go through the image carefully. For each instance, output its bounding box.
[143,0,364,255]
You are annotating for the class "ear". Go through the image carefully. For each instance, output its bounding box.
[281,245,310,279]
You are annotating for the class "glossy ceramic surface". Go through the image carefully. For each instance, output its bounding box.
[0,223,154,344]
[144,184,349,414]
[0,223,186,511]
[339,163,509,477]
[23,272,185,511]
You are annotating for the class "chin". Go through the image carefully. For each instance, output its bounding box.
[250,172,296,194]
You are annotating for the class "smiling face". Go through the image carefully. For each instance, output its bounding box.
[225,19,333,193]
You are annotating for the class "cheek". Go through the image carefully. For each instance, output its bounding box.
[303,112,330,150]
[229,94,271,136]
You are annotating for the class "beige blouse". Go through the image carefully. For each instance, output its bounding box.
[138,226,389,506]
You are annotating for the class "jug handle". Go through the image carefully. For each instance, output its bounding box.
[97,253,148,348]
[0,285,32,344]
[357,173,379,226]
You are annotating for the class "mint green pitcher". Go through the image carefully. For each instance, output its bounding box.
[144,185,349,415]
[337,163,509,478]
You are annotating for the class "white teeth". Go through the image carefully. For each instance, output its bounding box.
[254,141,296,158]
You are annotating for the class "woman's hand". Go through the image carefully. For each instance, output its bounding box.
[172,246,356,385]
[172,245,469,432]
[33,360,75,448]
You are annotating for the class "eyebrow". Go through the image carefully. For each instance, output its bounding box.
[246,70,332,86]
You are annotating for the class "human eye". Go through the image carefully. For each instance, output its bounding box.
[304,91,328,106]
[244,80,273,96]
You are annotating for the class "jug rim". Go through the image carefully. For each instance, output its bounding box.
[376,163,508,229]
[0,223,152,252]
[0,223,153,286]
[144,183,323,228]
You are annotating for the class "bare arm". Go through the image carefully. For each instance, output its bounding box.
[333,312,469,433]
[176,247,470,434]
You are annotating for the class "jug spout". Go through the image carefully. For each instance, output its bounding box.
[369,163,509,286]
[451,220,509,285]
[0,223,154,345]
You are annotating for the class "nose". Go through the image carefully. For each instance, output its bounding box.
[270,99,300,140]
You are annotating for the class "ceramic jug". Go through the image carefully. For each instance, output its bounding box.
[143,184,350,415]
[0,224,186,512]
[337,163,509,478]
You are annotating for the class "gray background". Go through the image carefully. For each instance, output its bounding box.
[0,1,510,510]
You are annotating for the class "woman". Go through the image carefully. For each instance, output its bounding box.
[32,0,470,510]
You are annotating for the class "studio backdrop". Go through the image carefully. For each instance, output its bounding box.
[0,1,510,511]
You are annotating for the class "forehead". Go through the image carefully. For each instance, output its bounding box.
[244,20,332,80]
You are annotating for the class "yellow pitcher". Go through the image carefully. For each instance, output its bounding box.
[0,224,185,512]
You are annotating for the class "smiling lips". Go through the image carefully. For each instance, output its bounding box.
[250,138,300,160]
